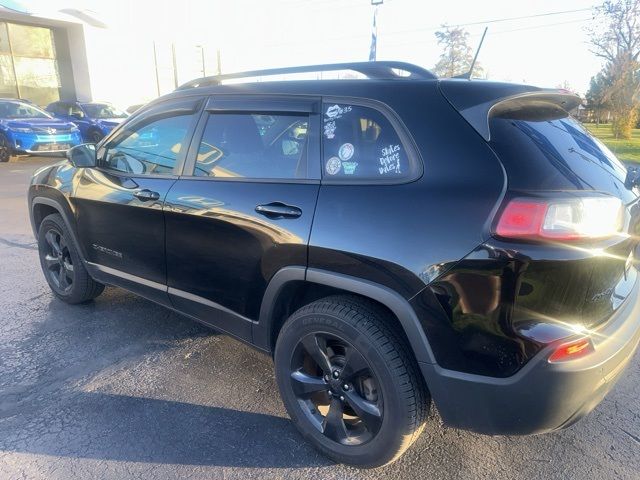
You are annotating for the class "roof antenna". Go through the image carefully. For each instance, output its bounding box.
[461,27,487,80]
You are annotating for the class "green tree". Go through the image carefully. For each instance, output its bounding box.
[589,0,640,138]
[585,72,611,125]
[433,25,483,78]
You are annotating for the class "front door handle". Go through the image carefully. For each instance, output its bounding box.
[134,189,160,201]
[255,202,302,219]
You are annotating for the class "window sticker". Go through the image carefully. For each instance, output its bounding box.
[325,156,342,175]
[342,161,358,175]
[338,143,354,161]
[324,120,336,139]
[379,144,402,175]
[324,104,352,122]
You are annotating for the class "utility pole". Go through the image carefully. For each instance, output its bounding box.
[216,48,222,75]
[369,0,383,61]
[196,45,206,76]
[152,41,161,96]
[171,43,179,89]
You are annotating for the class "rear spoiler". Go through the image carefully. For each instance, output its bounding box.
[439,80,582,141]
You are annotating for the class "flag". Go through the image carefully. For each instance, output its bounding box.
[369,8,377,61]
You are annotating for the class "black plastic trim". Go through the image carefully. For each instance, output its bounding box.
[253,266,307,350]
[30,195,87,263]
[254,266,436,364]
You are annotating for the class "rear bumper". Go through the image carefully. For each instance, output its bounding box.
[420,273,640,435]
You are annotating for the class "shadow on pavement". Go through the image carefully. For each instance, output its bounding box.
[2,391,328,469]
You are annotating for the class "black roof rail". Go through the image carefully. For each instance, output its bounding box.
[177,61,437,90]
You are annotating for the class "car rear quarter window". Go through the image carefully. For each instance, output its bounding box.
[322,102,414,181]
[193,113,310,179]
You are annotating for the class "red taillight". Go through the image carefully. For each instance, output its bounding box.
[495,200,548,239]
[494,197,623,241]
[548,337,594,363]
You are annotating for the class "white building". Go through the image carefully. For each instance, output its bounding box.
[0,1,214,108]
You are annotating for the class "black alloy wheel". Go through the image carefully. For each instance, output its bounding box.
[37,213,105,304]
[275,296,429,468]
[42,227,74,294]
[290,332,383,446]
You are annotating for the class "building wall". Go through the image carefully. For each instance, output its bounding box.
[0,7,216,109]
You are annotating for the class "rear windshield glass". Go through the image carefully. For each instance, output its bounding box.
[489,113,627,191]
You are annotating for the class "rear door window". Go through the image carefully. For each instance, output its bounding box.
[322,103,413,181]
[193,113,309,179]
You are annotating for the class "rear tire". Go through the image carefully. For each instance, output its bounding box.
[275,295,429,468]
[37,213,105,304]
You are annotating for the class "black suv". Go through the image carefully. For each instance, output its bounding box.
[28,62,640,468]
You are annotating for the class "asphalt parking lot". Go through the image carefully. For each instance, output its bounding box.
[1,157,640,479]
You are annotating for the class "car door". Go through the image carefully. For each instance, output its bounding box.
[73,96,204,304]
[67,102,94,140]
[53,102,83,130]
[164,95,321,342]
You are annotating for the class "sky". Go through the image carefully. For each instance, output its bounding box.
[20,0,606,96]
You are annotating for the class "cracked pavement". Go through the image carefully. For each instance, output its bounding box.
[1,157,639,479]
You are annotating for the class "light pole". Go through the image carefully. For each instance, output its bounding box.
[196,45,206,77]
[369,0,383,61]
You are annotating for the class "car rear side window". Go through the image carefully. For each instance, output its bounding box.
[193,113,309,179]
[100,113,195,175]
[322,103,412,181]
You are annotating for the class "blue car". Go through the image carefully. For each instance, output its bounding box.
[46,101,128,143]
[0,99,82,162]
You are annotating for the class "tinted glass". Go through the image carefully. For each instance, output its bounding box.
[322,103,410,180]
[0,23,60,104]
[194,113,309,179]
[13,57,60,106]
[82,103,128,119]
[0,22,10,54]
[490,114,628,191]
[0,100,50,118]
[7,23,55,58]
[0,54,18,98]
[0,24,17,98]
[101,114,194,175]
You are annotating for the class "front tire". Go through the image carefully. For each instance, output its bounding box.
[0,133,11,162]
[37,213,105,304]
[275,295,429,468]
[88,130,103,144]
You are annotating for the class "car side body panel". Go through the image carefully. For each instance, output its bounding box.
[308,83,506,299]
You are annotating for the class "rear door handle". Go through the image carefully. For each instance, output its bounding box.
[134,189,160,201]
[255,202,302,219]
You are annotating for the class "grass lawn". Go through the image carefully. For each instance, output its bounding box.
[585,123,640,163]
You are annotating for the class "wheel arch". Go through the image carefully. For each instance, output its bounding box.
[254,267,437,365]
[30,195,87,264]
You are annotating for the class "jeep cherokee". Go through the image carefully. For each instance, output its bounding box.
[28,61,640,468]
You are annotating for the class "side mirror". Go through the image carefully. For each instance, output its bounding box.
[67,143,96,168]
[625,167,640,189]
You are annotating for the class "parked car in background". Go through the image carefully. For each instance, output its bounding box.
[0,99,82,162]
[126,103,146,115]
[46,101,128,143]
